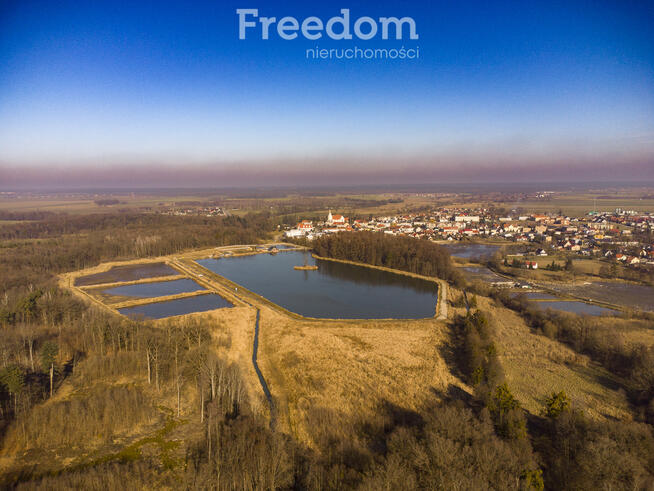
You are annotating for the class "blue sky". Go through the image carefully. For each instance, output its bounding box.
[0,0,653,186]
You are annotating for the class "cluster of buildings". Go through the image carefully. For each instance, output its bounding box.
[162,206,227,217]
[285,208,654,267]
[285,210,352,238]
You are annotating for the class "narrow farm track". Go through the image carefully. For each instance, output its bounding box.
[251,308,276,430]
[170,259,277,428]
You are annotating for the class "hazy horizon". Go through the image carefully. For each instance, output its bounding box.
[1,0,653,187]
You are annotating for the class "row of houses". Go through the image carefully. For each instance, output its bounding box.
[284,207,654,267]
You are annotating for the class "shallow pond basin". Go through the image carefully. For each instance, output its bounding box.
[532,300,618,316]
[100,278,206,298]
[512,292,559,301]
[443,243,502,259]
[76,262,178,286]
[197,251,438,319]
[118,294,232,319]
[546,281,654,312]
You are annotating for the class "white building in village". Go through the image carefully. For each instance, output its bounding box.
[326,210,347,225]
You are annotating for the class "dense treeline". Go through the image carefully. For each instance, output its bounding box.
[454,310,504,391]
[0,212,273,292]
[93,198,121,206]
[0,212,272,241]
[313,232,463,284]
[536,392,654,490]
[358,403,540,490]
[0,211,58,221]
[452,311,531,453]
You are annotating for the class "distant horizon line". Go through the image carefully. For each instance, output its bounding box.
[2,180,654,194]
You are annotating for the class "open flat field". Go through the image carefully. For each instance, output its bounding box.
[0,191,426,217]
[0,194,205,214]
[3,189,653,221]
[496,192,654,215]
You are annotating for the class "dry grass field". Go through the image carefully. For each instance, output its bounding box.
[462,295,633,420]
[257,306,464,447]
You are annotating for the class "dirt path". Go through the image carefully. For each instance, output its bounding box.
[251,308,276,430]
[172,259,277,428]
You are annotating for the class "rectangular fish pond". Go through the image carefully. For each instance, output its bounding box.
[531,300,618,316]
[75,262,178,286]
[98,278,206,298]
[512,292,559,301]
[196,250,439,319]
[443,243,503,259]
[545,281,654,312]
[118,294,233,320]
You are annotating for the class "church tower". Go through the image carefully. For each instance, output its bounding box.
[327,209,333,224]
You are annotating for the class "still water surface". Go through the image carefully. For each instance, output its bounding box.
[197,251,438,319]
[531,300,617,316]
[119,294,232,319]
[75,262,178,286]
[101,278,205,298]
[442,244,502,259]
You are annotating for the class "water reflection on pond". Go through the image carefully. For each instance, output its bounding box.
[197,251,438,319]
[100,279,205,298]
[546,282,654,312]
[119,294,232,319]
[442,243,502,259]
[75,263,178,286]
[531,300,618,316]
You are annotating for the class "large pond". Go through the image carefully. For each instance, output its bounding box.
[118,294,232,319]
[99,279,205,298]
[442,243,502,259]
[76,262,178,286]
[197,251,438,319]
